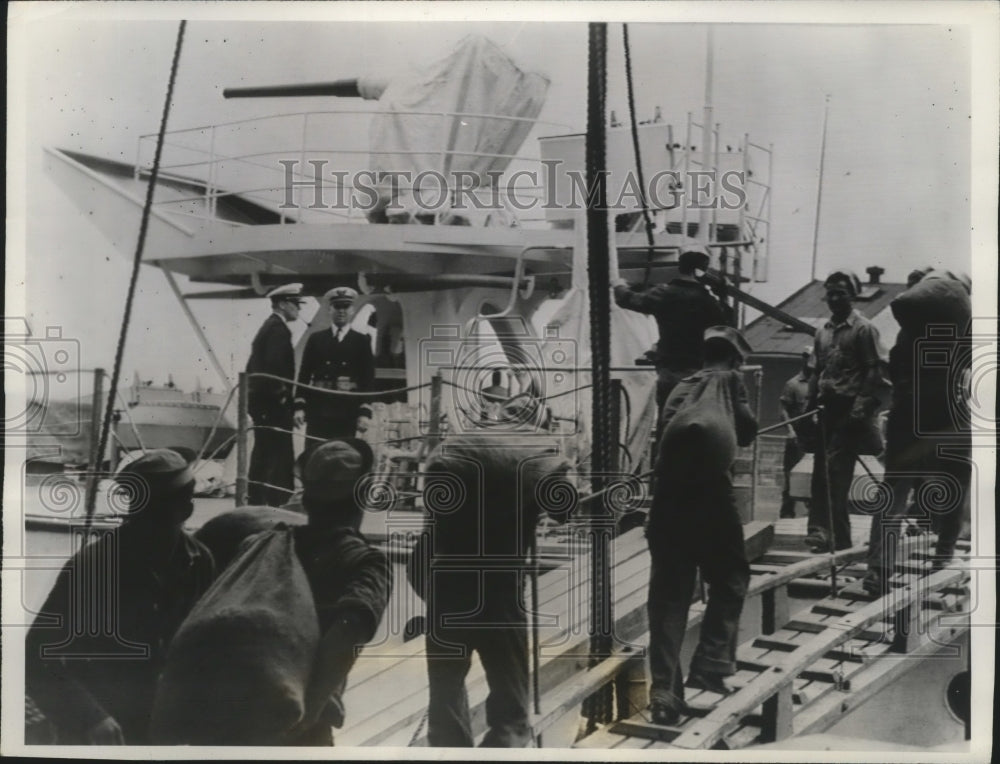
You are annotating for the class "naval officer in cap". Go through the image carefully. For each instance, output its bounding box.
[296,287,375,452]
[246,283,305,506]
[25,450,216,744]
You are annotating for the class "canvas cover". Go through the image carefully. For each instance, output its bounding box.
[367,35,549,224]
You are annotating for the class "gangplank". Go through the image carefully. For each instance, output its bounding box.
[332,513,970,749]
[575,536,971,751]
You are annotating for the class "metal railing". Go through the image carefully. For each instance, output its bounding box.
[134,109,573,228]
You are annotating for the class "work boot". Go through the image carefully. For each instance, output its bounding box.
[686,670,735,696]
[803,529,831,552]
[649,702,681,726]
[859,573,885,599]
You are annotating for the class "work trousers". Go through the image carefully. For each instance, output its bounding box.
[425,623,531,748]
[248,414,294,507]
[645,479,750,711]
[780,437,807,518]
[866,410,971,584]
[808,397,880,551]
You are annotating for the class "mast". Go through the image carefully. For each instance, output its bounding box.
[810,95,831,282]
[698,26,714,248]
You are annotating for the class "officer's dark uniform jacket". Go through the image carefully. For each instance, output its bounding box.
[247,313,296,426]
[25,525,215,744]
[614,276,729,371]
[297,328,375,438]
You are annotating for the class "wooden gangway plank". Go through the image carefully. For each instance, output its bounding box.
[340,522,775,746]
[575,548,970,751]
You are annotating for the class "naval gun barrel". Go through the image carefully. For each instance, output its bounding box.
[223,78,363,99]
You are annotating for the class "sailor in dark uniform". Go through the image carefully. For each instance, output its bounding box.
[296,287,375,452]
[246,283,305,506]
[612,247,733,431]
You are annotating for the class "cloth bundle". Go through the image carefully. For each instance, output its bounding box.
[150,527,319,745]
[659,370,753,483]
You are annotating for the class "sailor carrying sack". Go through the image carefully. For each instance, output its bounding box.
[150,526,319,745]
[659,370,756,483]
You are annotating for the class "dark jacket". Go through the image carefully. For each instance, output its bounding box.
[25,526,215,744]
[412,437,569,625]
[292,524,391,722]
[246,313,296,423]
[296,329,375,420]
[614,277,729,370]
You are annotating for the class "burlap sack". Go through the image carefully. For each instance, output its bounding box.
[150,527,319,745]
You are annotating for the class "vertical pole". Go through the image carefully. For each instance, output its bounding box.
[810,96,830,282]
[609,378,623,534]
[428,372,443,451]
[761,586,789,635]
[683,112,691,238]
[584,20,614,733]
[698,25,714,247]
[530,533,543,748]
[298,113,308,223]
[761,687,794,743]
[740,133,749,275]
[236,372,249,507]
[84,368,105,528]
[710,122,720,243]
[750,367,763,519]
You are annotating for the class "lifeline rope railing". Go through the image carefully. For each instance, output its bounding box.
[248,372,433,398]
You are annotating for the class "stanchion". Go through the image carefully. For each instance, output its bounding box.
[428,372,442,451]
[84,368,105,529]
[236,372,249,507]
[817,405,839,596]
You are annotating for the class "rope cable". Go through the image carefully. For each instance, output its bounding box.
[584,21,615,730]
[87,20,187,529]
[622,24,657,287]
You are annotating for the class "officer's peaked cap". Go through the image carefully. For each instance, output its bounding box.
[324,286,359,305]
[267,283,306,302]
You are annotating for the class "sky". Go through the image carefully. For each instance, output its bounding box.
[7,2,997,394]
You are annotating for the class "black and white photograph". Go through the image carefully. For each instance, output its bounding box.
[4,1,997,759]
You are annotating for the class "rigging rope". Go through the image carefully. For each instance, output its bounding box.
[87,20,187,527]
[622,24,657,287]
[584,21,616,731]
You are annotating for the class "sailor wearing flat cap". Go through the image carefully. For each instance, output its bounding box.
[296,287,375,451]
[246,283,306,506]
[644,325,758,725]
[25,449,215,745]
[804,270,884,553]
[283,439,390,745]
